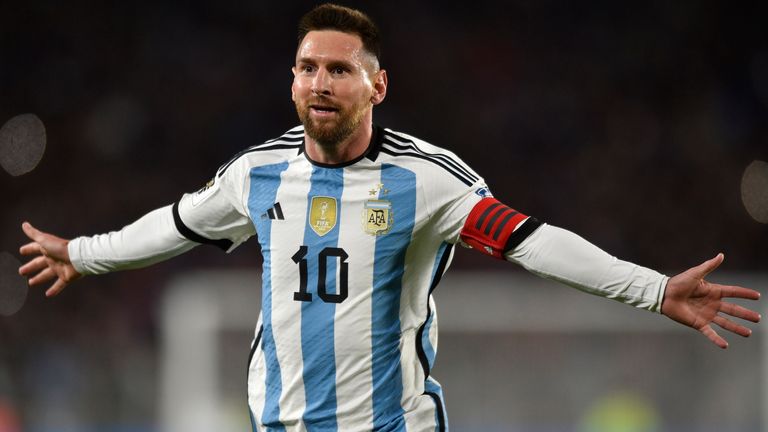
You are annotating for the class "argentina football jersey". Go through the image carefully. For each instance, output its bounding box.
[175,125,489,431]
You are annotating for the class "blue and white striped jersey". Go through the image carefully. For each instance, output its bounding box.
[175,125,488,431]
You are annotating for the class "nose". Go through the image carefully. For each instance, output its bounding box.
[311,68,332,96]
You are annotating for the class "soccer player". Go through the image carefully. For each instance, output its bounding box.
[18,4,761,432]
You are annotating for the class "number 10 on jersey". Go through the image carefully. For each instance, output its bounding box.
[292,246,349,303]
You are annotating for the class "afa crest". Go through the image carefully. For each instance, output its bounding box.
[309,196,337,236]
[363,199,392,236]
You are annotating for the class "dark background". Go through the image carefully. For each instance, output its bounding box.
[1,1,766,430]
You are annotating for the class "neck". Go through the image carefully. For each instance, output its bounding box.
[304,121,373,165]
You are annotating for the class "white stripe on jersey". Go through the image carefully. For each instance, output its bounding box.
[247,315,265,430]
[333,166,380,431]
[398,236,448,432]
[267,158,313,424]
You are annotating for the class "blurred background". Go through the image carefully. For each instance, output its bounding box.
[1,0,766,431]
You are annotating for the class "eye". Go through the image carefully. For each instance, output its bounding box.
[331,66,347,75]
[300,64,315,73]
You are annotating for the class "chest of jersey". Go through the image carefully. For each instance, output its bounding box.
[247,159,420,313]
[237,129,469,429]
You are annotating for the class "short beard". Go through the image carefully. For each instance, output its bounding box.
[296,99,369,149]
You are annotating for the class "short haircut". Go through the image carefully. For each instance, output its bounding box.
[297,3,381,64]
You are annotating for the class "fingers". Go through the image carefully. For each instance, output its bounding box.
[45,279,67,297]
[19,255,49,277]
[691,253,724,279]
[699,324,728,349]
[712,315,753,338]
[719,302,761,323]
[719,284,761,301]
[23,265,72,297]
[28,267,56,287]
[18,223,77,298]
[19,241,43,256]
[20,224,70,263]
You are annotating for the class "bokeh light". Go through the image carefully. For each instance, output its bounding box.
[0,114,46,177]
[0,252,27,317]
[741,160,768,224]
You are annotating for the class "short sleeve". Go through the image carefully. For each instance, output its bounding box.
[174,157,256,252]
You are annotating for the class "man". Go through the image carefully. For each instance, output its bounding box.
[18,4,761,432]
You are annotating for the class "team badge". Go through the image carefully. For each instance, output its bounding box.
[363,199,392,236]
[309,196,337,236]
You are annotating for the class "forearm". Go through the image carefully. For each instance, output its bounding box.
[505,223,668,312]
[67,204,197,275]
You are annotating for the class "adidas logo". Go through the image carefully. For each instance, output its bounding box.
[263,202,285,220]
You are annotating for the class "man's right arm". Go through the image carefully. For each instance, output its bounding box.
[19,204,197,296]
[20,151,257,296]
[68,204,197,275]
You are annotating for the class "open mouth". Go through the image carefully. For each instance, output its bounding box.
[310,104,339,114]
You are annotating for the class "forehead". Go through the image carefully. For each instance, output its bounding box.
[296,30,365,64]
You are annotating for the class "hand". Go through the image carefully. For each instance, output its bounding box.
[661,253,761,349]
[18,222,81,297]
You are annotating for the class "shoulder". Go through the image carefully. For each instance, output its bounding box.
[216,126,304,178]
[378,127,481,188]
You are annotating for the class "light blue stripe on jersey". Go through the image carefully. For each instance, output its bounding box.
[422,242,450,371]
[371,164,417,430]
[248,162,290,431]
[301,166,343,430]
[425,377,448,431]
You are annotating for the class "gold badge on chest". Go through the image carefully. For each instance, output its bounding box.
[363,199,392,236]
[309,196,337,236]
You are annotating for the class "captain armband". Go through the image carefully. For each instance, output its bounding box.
[459,198,542,259]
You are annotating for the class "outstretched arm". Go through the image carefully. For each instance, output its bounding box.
[18,204,198,297]
[504,224,761,348]
[662,253,761,349]
[19,222,81,297]
[457,197,761,348]
[17,163,258,297]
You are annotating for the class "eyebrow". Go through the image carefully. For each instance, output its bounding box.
[296,57,356,69]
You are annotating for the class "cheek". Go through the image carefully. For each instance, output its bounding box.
[292,79,310,100]
[342,82,374,103]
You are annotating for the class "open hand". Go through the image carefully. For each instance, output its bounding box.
[661,253,761,349]
[18,222,81,297]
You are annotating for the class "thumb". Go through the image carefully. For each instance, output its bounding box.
[21,222,44,242]
[691,253,724,279]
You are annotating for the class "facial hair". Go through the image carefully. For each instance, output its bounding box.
[296,96,370,149]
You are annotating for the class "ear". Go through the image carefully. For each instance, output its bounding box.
[291,66,297,102]
[370,69,388,105]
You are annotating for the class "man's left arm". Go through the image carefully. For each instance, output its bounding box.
[459,197,761,349]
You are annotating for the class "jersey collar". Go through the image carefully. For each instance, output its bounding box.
[299,125,384,168]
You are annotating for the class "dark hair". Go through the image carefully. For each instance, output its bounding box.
[297,3,381,63]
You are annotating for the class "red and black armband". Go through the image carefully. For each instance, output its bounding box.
[460,198,542,259]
